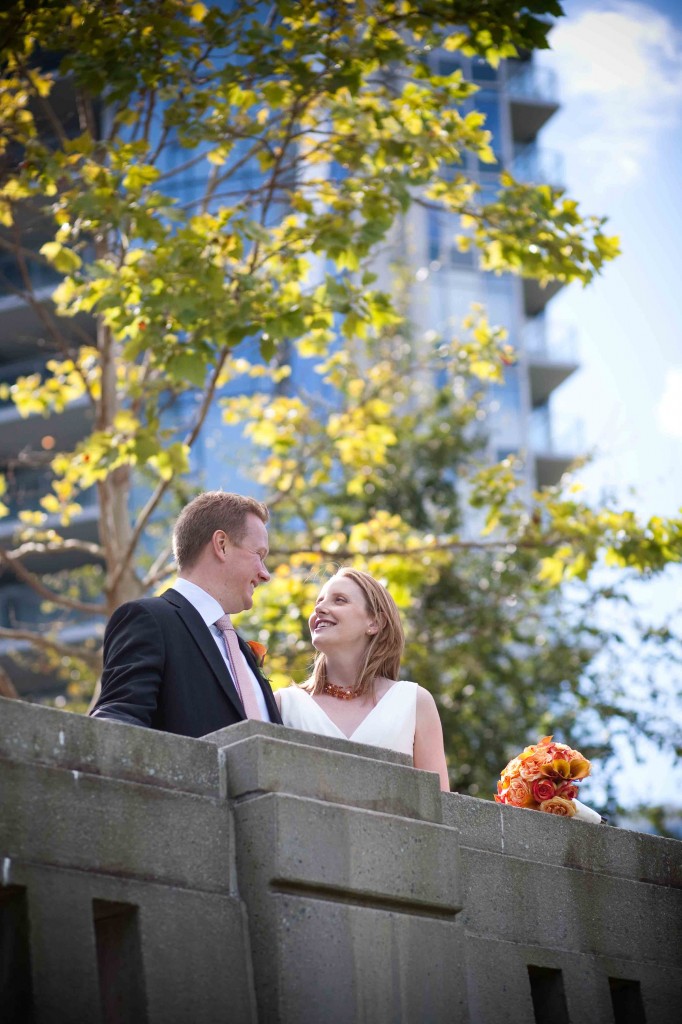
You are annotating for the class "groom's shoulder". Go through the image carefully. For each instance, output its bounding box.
[109,589,185,626]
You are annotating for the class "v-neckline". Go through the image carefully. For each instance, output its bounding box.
[306,681,405,740]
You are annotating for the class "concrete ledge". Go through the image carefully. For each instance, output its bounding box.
[460,845,682,966]
[220,734,442,821]
[0,697,220,796]
[235,793,460,915]
[443,793,682,888]
[1,760,233,892]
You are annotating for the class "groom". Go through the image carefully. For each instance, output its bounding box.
[89,490,282,736]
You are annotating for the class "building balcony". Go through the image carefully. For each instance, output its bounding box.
[511,144,564,188]
[530,407,583,488]
[507,63,559,143]
[0,287,58,362]
[522,276,564,318]
[0,253,62,302]
[523,320,579,407]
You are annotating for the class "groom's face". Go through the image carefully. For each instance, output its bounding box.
[222,513,270,612]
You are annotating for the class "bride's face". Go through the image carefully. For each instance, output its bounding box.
[309,576,377,652]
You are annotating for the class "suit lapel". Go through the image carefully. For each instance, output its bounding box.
[162,589,245,720]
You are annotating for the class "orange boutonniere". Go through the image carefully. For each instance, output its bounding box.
[246,640,267,668]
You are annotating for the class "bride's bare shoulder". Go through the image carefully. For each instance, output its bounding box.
[415,685,440,715]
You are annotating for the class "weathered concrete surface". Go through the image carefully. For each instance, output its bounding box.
[2,759,233,891]
[268,894,468,1024]
[231,783,463,1022]
[0,696,220,795]
[444,792,682,1024]
[0,698,251,1024]
[443,791,682,887]
[1,697,681,1024]
[4,861,256,1024]
[221,732,443,820]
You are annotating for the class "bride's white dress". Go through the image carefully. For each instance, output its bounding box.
[278,680,418,756]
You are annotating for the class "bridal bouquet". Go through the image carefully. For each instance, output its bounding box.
[495,736,601,822]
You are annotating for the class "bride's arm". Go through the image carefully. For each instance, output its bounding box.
[413,686,450,792]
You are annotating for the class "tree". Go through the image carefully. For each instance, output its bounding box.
[0,0,680,803]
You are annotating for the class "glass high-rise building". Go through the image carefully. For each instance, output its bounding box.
[376,52,579,493]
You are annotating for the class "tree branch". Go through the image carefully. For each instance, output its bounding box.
[13,54,69,149]
[142,543,175,590]
[6,537,105,560]
[0,626,102,669]
[0,548,103,615]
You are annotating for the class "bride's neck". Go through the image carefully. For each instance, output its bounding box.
[323,650,365,689]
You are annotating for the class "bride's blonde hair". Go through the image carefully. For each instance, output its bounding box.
[305,567,405,698]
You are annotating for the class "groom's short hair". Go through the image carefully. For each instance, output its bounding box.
[173,491,269,571]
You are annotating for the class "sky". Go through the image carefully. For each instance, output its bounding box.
[535,0,682,809]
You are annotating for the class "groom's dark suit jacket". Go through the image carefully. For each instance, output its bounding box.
[89,588,282,737]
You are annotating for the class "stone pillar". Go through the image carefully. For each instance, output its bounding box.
[208,722,467,1024]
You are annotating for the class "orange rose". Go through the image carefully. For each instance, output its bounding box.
[501,756,522,778]
[539,796,576,817]
[518,753,552,781]
[246,640,267,667]
[556,781,578,801]
[505,778,536,808]
[532,778,556,803]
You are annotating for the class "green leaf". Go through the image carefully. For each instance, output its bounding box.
[166,352,207,387]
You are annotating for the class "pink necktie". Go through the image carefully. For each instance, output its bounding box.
[214,614,263,720]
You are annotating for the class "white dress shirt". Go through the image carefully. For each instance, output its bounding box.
[172,577,271,721]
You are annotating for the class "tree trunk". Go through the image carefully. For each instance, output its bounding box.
[95,318,144,615]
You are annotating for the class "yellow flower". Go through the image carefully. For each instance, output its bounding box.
[568,755,591,780]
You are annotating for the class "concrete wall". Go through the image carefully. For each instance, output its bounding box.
[1,697,680,1023]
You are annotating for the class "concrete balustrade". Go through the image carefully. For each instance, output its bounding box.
[1,696,680,1023]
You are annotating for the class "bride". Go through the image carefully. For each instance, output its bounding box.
[275,567,450,791]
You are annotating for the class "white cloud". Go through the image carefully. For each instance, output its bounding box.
[656,367,682,440]
[539,2,682,191]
